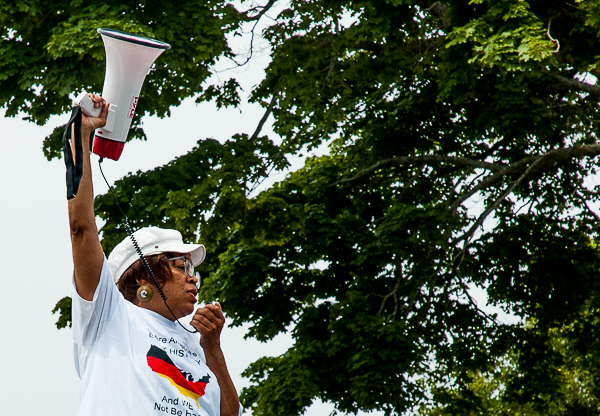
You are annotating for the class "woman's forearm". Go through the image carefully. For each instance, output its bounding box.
[68,96,108,300]
[203,345,240,416]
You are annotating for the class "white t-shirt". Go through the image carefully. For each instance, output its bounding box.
[72,257,221,416]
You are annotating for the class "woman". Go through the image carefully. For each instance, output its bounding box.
[68,94,240,416]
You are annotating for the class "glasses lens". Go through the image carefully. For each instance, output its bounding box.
[168,257,195,278]
[185,258,194,277]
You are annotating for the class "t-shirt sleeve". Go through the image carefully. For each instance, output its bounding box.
[72,256,123,348]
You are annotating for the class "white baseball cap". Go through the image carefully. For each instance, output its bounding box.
[108,227,206,284]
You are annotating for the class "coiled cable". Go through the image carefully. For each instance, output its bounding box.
[98,157,198,334]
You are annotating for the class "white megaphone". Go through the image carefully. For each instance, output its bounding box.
[74,28,170,161]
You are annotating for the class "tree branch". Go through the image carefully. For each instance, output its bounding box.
[551,74,600,97]
[454,264,498,324]
[424,2,449,28]
[456,156,545,245]
[449,157,536,212]
[250,90,278,143]
[330,155,504,187]
[451,144,600,212]
[223,0,278,70]
[575,191,600,223]
[245,0,277,21]
[378,264,403,319]
[247,90,281,196]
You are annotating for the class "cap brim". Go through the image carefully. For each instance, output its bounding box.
[144,241,206,266]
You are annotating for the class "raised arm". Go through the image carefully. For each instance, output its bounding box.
[68,94,108,301]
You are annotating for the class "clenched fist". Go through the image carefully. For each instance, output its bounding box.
[81,93,108,131]
[190,302,225,350]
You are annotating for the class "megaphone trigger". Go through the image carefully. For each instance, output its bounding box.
[103,104,117,133]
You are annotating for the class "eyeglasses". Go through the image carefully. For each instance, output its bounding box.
[167,256,200,283]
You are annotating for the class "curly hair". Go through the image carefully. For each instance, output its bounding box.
[117,252,175,303]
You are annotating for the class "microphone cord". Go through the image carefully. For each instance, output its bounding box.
[98,157,198,334]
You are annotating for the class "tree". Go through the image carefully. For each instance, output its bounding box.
[5,0,600,414]
[419,312,600,416]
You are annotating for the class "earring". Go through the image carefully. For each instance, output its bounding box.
[137,285,153,303]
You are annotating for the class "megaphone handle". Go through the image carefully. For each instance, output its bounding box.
[62,106,84,200]
[74,92,102,118]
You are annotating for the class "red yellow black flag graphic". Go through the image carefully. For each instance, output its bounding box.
[147,345,210,407]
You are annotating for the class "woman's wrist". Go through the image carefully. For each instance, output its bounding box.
[201,341,222,353]
[81,127,94,138]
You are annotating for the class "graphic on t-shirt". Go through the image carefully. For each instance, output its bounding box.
[147,345,211,407]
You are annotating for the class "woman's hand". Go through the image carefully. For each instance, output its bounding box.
[82,93,108,132]
[191,302,225,350]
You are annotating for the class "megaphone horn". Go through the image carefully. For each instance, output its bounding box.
[75,28,170,161]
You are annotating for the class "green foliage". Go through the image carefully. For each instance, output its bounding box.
[51,296,72,329]
[420,311,600,416]
[196,79,242,109]
[446,0,558,71]
[9,0,600,414]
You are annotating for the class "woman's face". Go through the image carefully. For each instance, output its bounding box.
[160,253,198,318]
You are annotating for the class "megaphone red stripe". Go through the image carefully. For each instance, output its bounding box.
[92,135,125,161]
